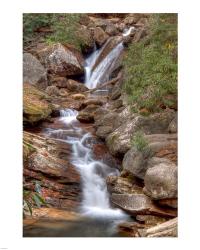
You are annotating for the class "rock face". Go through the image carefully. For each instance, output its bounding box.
[93,27,109,47]
[23,53,48,90]
[23,83,52,125]
[144,162,177,200]
[111,193,177,217]
[23,131,81,210]
[122,147,151,179]
[37,43,84,77]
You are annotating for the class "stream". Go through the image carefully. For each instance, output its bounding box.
[24,28,134,237]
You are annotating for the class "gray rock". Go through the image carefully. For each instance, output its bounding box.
[122,147,151,179]
[106,118,139,156]
[105,23,118,36]
[37,43,84,77]
[144,162,177,200]
[93,27,109,47]
[23,53,48,90]
[111,193,177,217]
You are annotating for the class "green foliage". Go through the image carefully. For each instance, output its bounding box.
[23,183,46,217]
[131,131,149,152]
[23,13,53,43]
[123,14,177,113]
[23,13,87,51]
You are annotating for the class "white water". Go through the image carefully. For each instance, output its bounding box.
[84,27,135,89]
[46,33,132,219]
[122,26,135,37]
[51,109,127,219]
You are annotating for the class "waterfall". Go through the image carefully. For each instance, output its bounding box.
[85,40,123,89]
[45,31,132,219]
[49,109,126,218]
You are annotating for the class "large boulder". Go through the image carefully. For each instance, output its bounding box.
[23,53,48,90]
[106,117,139,156]
[111,193,177,217]
[122,147,151,179]
[105,111,175,156]
[144,162,178,200]
[92,27,109,47]
[23,83,52,125]
[37,43,84,77]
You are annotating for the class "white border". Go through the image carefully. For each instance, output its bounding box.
[0,0,200,249]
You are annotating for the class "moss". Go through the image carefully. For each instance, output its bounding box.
[23,83,52,124]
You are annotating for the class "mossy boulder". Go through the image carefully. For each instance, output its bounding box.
[23,83,52,125]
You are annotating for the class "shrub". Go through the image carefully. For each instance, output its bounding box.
[123,14,177,113]
[23,13,87,51]
[131,131,149,152]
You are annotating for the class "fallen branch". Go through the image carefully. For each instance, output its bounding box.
[86,72,122,94]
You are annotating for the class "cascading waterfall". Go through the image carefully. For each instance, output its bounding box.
[47,109,127,219]
[84,26,134,89]
[45,29,135,219]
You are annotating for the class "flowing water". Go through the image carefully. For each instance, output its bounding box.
[24,28,135,237]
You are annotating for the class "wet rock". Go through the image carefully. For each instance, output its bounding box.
[111,193,177,217]
[28,207,81,220]
[45,85,60,96]
[23,131,81,210]
[110,85,122,100]
[144,162,177,200]
[93,27,109,47]
[37,43,84,77]
[23,53,48,90]
[92,36,123,71]
[23,83,52,125]
[77,104,100,123]
[66,79,88,92]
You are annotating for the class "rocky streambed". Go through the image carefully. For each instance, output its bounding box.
[23,13,177,237]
